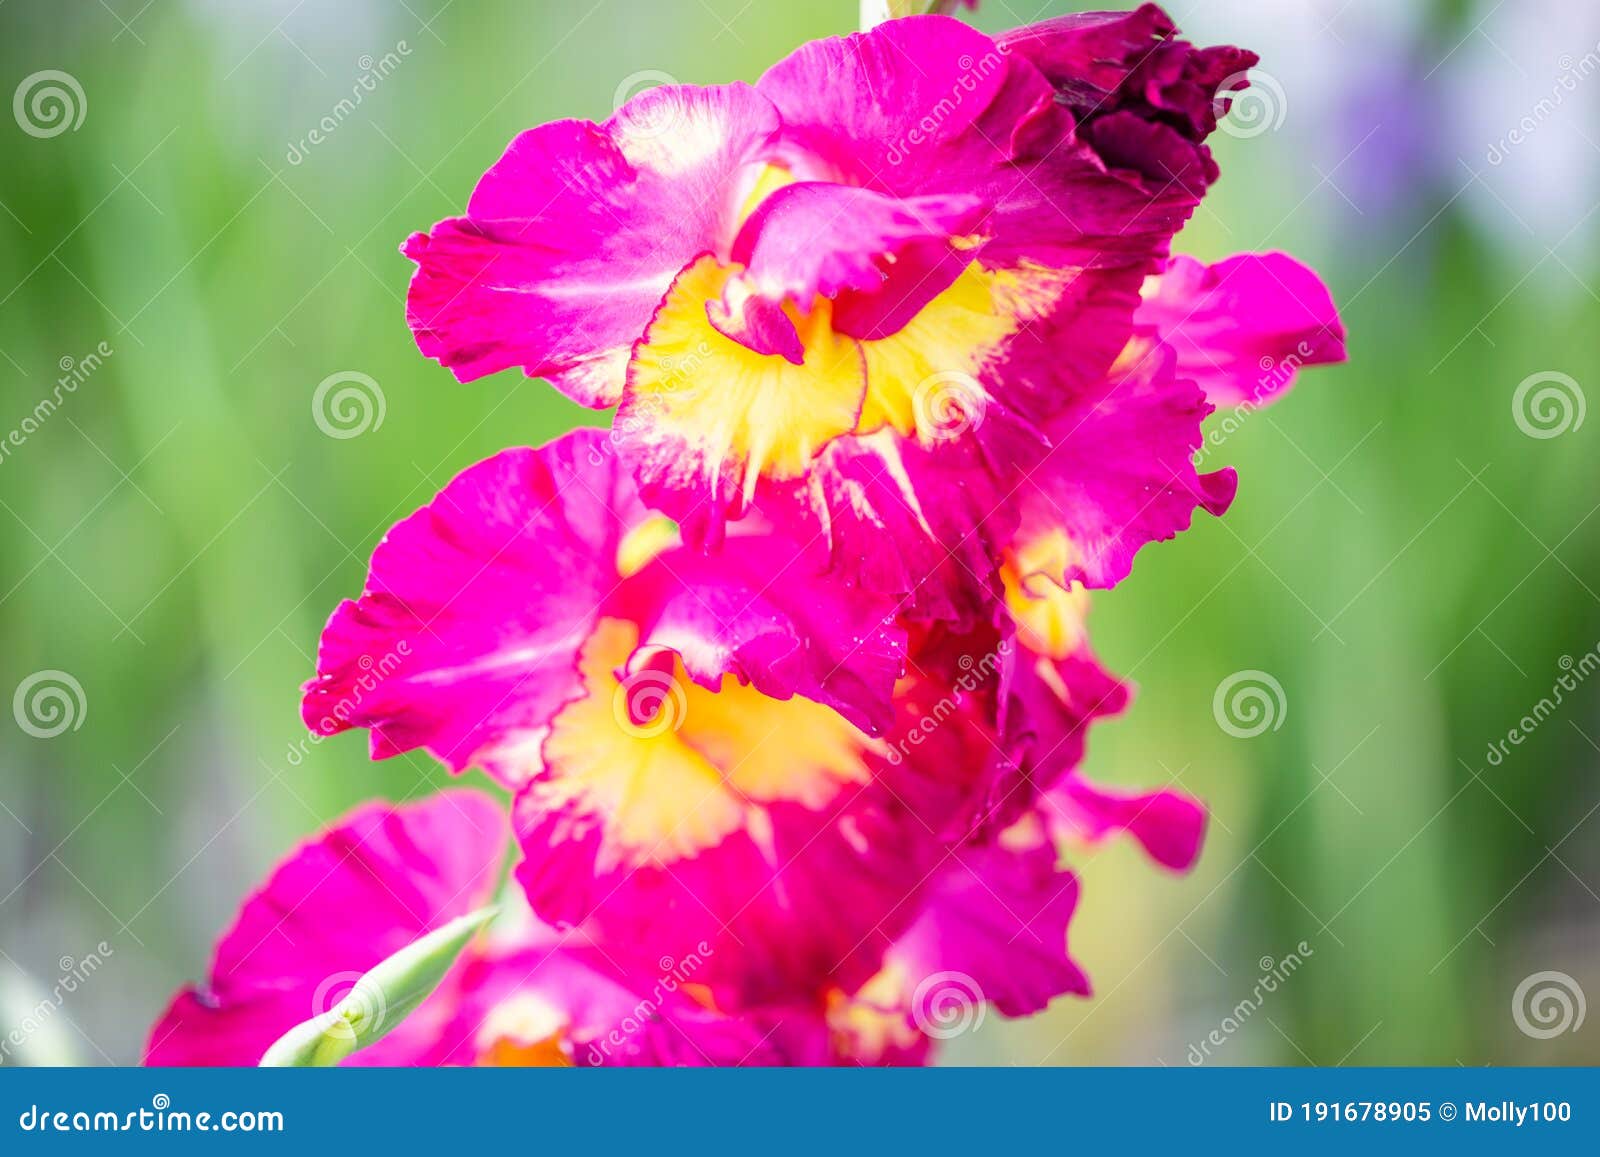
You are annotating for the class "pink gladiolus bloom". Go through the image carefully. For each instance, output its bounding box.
[145,792,829,1066]
[304,433,1025,1007]
[300,428,1203,1033]
[141,787,1153,1065]
[402,6,1301,626]
[217,3,1352,1067]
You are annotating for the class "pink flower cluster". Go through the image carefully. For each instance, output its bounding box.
[148,4,1343,1067]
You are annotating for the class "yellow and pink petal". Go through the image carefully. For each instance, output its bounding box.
[404,83,781,405]
[302,430,907,794]
[514,655,998,1008]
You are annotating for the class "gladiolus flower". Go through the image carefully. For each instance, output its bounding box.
[403,6,1276,623]
[145,792,796,1066]
[152,3,1351,1069]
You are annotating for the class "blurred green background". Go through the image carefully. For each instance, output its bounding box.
[1,0,1596,1066]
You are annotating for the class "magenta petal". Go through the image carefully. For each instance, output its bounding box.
[145,791,505,1066]
[619,533,905,736]
[1045,779,1208,873]
[144,790,821,1067]
[976,646,1131,833]
[890,839,1090,1019]
[830,236,968,340]
[305,430,907,783]
[1137,252,1347,408]
[512,668,991,1009]
[1015,336,1231,590]
[515,792,936,1007]
[757,12,1249,275]
[1080,110,1217,199]
[706,291,806,363]
[793,270,1152,627]
[756,16,1016,189]
[987,5,1255,263]
[729,181,983,311]
[795,434,1014,632]
[755,16,1106,270]
[405,83,780,405]
[731,11,1257,621]
[302,433,640,787]
[426,942,805,1066]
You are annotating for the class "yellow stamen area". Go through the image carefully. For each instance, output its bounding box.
[474,993,574,1067]
[628,255,866,507]
[1001,529,1091,660]
[626,251,1074,502]
[735,162,799,227]
[855,263,1026,438]
[825,964,922,1062]
[856,261,1071,441]
[535,618,871,869]
[615,514,680,578]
